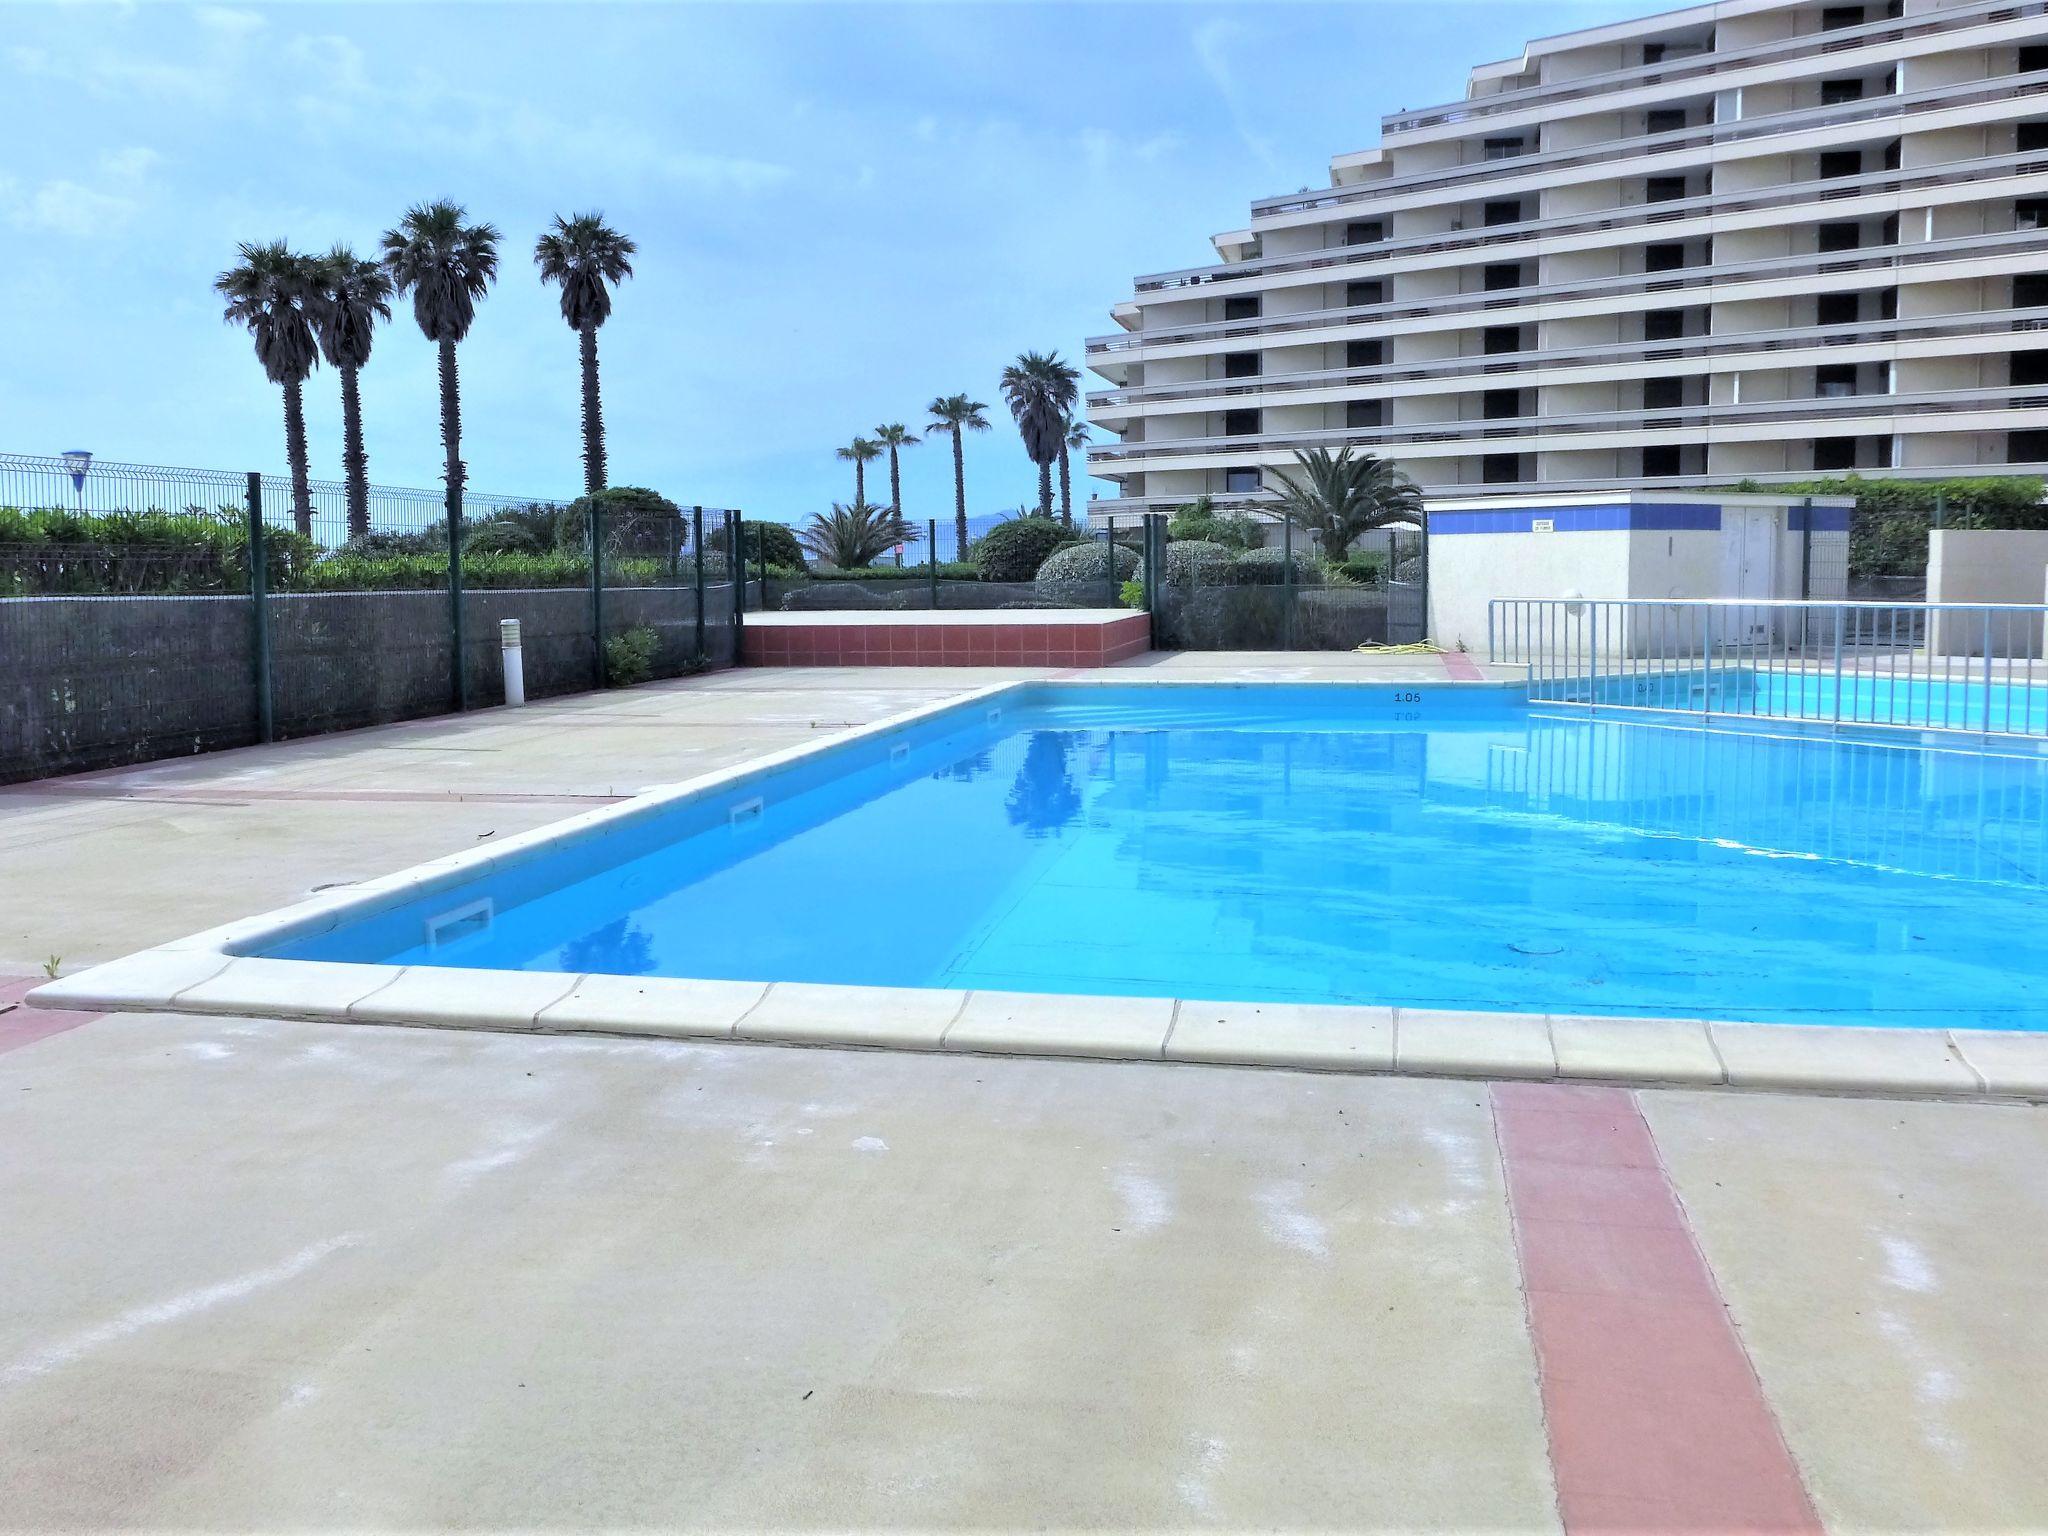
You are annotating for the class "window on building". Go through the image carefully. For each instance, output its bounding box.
[2019,122,2048,153]
[1643,41,1669,64]
[1817,222,1862,253]
[1344,221,1385,246]
[1819,149,1863,179]
[1223,409,1261,437]
[1223,295,1261,322]
[1817,291,1861,325]
[1820,77,1864,105]
[1646,107,1688,134]
[2017,351,2048,387]
[1481,453,1521,484]
[1225,467,1262,493]
[1222,352,1260,379]
[1643,377,1684,409]
[1816,363,1858,397]
[1879,286,1899,320]
[1814,437,1858,470]
[2023,44,2048,73]
[1482,388,1520,420]
[1644,243,1687,273]
[1482,325,1522,355]
[1483,263,1521,292]
[1881,138,1901,171]
[1643,308,1687,341]
[1643,444,1682,476]
[1482,199,1523,227]
[1880,212,1900,245]
[1346,400,1386,429]
[1646,175,1688,204]
[1345,339,1385,368]
[1821,6,1864,31]
[2010,429,2048,463]
[2017,273,2048,308]
[1344,279,1385,307]
[2017,199,2048,231]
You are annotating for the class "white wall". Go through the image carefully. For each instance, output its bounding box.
[1927,528,2048,656]
[1430,526,1632,656]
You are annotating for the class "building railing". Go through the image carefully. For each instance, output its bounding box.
[1122,145,2048,300]
[1365,0,2045,143]
[1089,308,2048,412]
[1090,223,2048,357]
[1487,597,2048,740]
[1221,64,2048,240]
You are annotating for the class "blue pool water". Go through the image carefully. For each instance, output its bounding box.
[268,683,2048,1030]
[1570,665,2048,735]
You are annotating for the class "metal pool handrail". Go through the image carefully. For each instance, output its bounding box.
[1487,597,2048,740]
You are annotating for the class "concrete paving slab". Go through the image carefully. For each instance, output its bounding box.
[537,974,767,1038]
[347,967,580,1030]
[1550,1015,1725,1086]
[1710,1022,1982,1096]
[0,1013,1557,1531]
[1396,1008,1557,1079]
[1645,1091,2048,1532]
[173,957,405,1021]
[735,981,965,1049]
[1948,1030,2048,1098]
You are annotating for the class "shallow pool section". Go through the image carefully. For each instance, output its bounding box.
[263,683,2048,1030]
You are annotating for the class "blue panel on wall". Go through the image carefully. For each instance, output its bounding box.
[1431,502,1723,535]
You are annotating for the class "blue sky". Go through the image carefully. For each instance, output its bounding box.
[2,0,1647,525]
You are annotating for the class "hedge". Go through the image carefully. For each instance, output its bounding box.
[971,516,1082,581]
[1721,475,2048,579]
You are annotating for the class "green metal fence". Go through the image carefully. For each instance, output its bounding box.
[1,451,741,785]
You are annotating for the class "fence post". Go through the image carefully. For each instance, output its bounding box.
[1281,514,1295,650]
[1798,496,1813,651]
[756,519,770,608]
[589,494,606,689]
[693,506,706,665]
[927,519,939,610]
[1144,513,1163,650]
[1417,509,1432,644]
[446,478,467,711]
[729,511,746,661]
[245,472,274,745]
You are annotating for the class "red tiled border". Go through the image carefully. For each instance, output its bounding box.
[1493,1084,1821,1535]
[0,974,99,1056]
[746,614,1150,668]
[1441,649,1486,681]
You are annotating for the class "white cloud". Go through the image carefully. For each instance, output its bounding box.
[99,146,163,181]
[1191,18,1281,175]
[5,179,142,238]
[195,5,265,38]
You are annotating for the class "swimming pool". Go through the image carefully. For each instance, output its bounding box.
[1561,664,2048,735]
[255,682,2048,1032]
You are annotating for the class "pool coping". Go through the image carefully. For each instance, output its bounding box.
[27,676,2048,1105]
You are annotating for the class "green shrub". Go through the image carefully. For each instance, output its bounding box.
[1721,474,2048,580]
[784,561,980,582]
[712,518,807,573]
[1226,547,1324,586]
[1167,501,1263,550]
[1034,540,1138,603]
[604,625,659,686]
[557,487,686,559]
[1334,552,1388,584]
[971,516,1080,581]
[1119,577,1145,609]
[1161,539,1233,585]
[0,504,315,595]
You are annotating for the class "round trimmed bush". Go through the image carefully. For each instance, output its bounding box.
[1161,539,1232,585]
[1035,541,1138,604]
[560,486,685,557]
[972,516,1079,582]
[1228,546,1323,586]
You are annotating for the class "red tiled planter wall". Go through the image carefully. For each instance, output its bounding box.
[746,614,1150,668]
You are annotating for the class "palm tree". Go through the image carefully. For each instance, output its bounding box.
[998,351,1080,522]
[872,423,919,515]
[836,436,882,503]
[925,393,989,560]
[214,241,321,537]
[797,500,915,569]
[1059,417,1092,527]
[1266,446,1424,561]
[380,200,500,506]
[533,212,636,497]
[310,245,392,543]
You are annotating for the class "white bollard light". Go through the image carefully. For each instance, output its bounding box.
[500,617,526,707]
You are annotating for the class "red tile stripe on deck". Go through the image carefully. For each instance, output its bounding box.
[747,614,1151,668]
[0,975,99,1056]
[1491,1083,1821,1535]
[1440,649,1486,681]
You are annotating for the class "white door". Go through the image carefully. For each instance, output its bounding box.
[1718,507,1775,643]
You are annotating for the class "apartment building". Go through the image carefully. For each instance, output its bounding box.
[1085,0,2048,520]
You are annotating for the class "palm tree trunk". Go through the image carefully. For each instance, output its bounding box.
[281,378,312,538]
[951,431,968,561]
[887,449,903,566]
[438,336,464,502]
[855,462,866,504]
[579,322,605,496]
[1057,450,1072,527]
[1037,460,1053,519]
[340,362,369,543]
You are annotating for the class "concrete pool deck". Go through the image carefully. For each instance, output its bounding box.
[6,653,2048,1530]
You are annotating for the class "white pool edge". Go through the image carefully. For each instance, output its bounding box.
[27,676,2048,1104]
